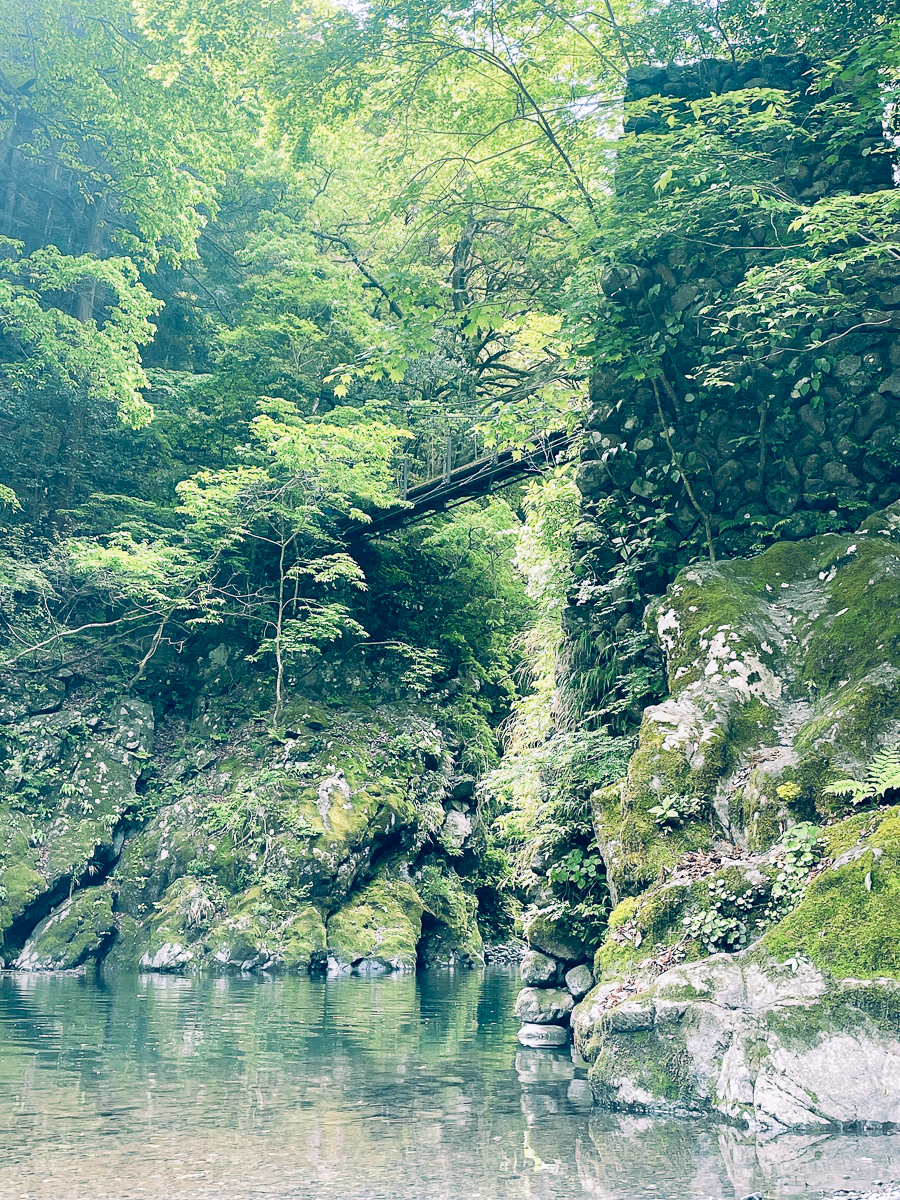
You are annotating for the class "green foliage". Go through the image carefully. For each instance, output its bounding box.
[649,793,707,828]
[763,807,900,979]
[766,822,824,914]
[0,245,161,427]
[2,0,899,978]
[548,846,606,892]
[823,745,900,809]
[0,0,232,267]
[360,496,532,770]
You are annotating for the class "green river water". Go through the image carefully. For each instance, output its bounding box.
[0,968,895,1200]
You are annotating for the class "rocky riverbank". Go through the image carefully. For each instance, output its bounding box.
[0,649,494,976]
[518,503,900,1128]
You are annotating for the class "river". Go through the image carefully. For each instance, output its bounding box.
[0,968,895,1199]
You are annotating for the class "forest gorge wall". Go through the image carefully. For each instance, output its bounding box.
[568,55,898,717]
[513,58,900,1131]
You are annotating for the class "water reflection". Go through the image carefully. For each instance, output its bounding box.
[0,969,895,1199]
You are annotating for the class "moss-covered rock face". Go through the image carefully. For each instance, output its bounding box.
[0,662,489,977]
[16,887,115,971]
[579,514,900,1129]
[326,874,424,973]
[0,697,153,961]
[523,909,585,962]
[763,805,900,979]
[593,527,900,902]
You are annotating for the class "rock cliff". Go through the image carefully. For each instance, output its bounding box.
[0,650,486,976]
[568,505,900,1129]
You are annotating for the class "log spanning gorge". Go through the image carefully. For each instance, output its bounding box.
[1,13,900,1197]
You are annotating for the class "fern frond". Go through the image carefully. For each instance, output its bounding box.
[822,778,871,804]
[867,745,900,798]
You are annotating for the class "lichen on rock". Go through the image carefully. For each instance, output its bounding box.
[576,511,900,1129]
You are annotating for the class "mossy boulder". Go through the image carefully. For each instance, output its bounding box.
[515,986,574,1024]
[0,676,66,725]
[415,861,484,967]
[113,799,210,921]
[326,875,425,973]
[573,951,900,1130]
[121,873,328,974]
[523,908,585,961]
[107,695,456,971]
[595,531,900,901]
[16,887,115,971]
[594,859,777,984]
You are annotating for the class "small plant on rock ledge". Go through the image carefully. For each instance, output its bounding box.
[649,793,707,828]
[682,873,760,954]
[765,822,824,919]
[548,845,605,892]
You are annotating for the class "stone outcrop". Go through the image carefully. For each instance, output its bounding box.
[572,509,900,1128]
[574,951,900,1131]
[0,660,487,975]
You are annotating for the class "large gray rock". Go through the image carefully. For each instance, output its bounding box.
[565,963,594,999]
[515,986,574,1025]
[574,951,900,1131]
[523,908,584,961]
[517,1022,569,1048]
[520,949,560,985]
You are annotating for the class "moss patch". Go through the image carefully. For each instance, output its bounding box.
[763,807,900,979]
[326,875,425,971]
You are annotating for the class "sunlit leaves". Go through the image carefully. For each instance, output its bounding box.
[0,246,161,427]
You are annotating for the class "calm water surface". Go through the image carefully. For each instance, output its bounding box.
[0,968,896,1200]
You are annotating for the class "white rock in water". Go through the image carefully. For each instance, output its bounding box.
[574,952,900,1130]
[517,1022,569,1048]
[514,986,574,1024]
[140,941,194,971]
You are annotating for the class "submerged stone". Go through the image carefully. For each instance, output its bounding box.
[517,1022,569,1048]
